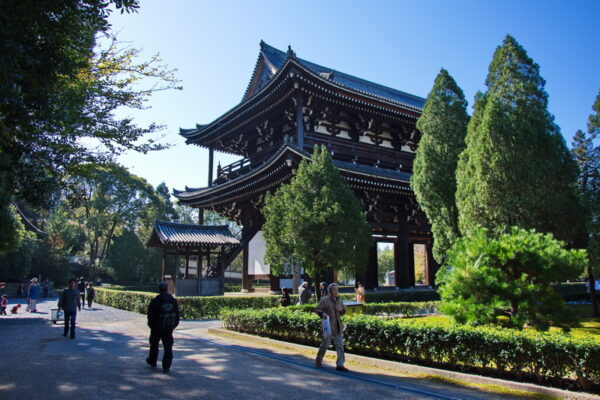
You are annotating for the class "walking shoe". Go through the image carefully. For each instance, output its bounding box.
[70,335,75,339]
[335,366,349,372]
[162,368,170,373]
[315,360,322,368]
[62,332,67,337]
[146,358,156,368]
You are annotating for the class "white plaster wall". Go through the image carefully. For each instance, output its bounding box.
[248,230,270,275]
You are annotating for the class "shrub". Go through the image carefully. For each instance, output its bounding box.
[222,308,600,391]
[437,228,587,330]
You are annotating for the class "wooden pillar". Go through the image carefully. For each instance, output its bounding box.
[365,241,379,289]
[269,273,280,293]
[161,248,166,280]
[295,91,304,150]
[184,253,189,279]
[426,243,439,287]
[198,208,204,225]
[208,148,214,187]
[394,226,410,288]
[220,246,225,295]
[242,241,252,292]
[408,243,415,287]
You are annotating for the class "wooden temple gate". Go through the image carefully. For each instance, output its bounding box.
[174,41,438,291]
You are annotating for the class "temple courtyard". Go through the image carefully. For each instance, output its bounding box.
[0,299,591,400]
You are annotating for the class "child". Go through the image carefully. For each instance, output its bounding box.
[86,283,95,308]
[1,295,7,315]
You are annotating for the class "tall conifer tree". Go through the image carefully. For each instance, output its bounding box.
[412,69,469,263]
[456,35,581,241]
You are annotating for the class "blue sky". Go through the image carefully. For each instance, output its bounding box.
[108,0,600,193]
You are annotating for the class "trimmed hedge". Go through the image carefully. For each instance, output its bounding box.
[222,308,600,391]
[95,288,438,319]
[288,301,440,317]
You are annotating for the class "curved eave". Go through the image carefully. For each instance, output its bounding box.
[174,145,413,206]
[179,57,423,149]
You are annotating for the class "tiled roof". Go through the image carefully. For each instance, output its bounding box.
[259,42,426,109]
[147,220,239,247]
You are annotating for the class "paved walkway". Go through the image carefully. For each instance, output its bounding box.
[0,298,547,400]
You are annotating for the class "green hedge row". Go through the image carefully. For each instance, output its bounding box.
[221,308,600,391]
[95,287,439,320]
[287,301,440,317]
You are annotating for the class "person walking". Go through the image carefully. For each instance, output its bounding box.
[86,283,95,308]
[146,282,179,373]
[58,279,81,339]
[77,277,86,309]
[297,282,312,305]
[27,278,41,312]
[314,283,348,372]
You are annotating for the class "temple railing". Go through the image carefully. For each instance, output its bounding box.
[214,144,280,185]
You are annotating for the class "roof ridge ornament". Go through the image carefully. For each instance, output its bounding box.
[286,45,296,58]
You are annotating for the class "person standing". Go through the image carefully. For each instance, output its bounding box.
[1,295,8,315]
[314,283,348,372]
[86,283,95,308]
[319,282,328,300]
[355,282,365,303]
[42,278,50,299]
[279,287,291,307]
[27,278,41,312]
[146,282,179,373]
[58,279,81,339]
[77,277,86,308]
[297,282,312,305]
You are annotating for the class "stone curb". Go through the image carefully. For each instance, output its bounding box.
[208,328,600,400]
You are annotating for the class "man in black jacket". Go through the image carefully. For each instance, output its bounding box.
[58,279,81,338]
[146,282,179,373]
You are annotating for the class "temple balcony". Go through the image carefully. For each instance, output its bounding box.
[213,143,279,185]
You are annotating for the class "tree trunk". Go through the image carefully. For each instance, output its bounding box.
[589,270,599,317]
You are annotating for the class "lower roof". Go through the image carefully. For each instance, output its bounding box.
[146,220,239,248]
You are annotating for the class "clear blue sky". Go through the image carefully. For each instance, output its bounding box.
[108,0,600,193]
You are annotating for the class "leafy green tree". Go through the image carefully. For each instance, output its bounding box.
[107,229,159,282]
[572,91,600,316]
[0,0,180,253]
[456,35,582,242]
[412,69,469,263]
[61,163,164,280]
[437,227,587,330]
[262,145,372,299]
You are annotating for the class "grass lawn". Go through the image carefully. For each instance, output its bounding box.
[400,304,600,341]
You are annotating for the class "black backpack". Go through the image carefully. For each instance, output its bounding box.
[157,298,177,330]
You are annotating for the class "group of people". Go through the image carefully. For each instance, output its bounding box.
[277,280,367,372]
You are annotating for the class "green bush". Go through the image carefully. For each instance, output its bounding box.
[287,301,440,317]
[437,228,587,330]
[222,308,600,391]
[365,290,440,303]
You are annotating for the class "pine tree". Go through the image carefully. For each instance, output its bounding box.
[456,35,582,241]
[572,90,600,316]
[262,145,372,298]
[412,69,469,263]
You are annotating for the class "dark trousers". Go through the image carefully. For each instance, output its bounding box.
[80,293,85,307]
[87,297,94,308]
[64,311,77,337]
[148,329,174,370]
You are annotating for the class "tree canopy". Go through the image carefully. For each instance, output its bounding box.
[456,35,582,242]
[0,0,180,253]
[262,146,372,297]
[412,68,469,263]
[437,227,587,330]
